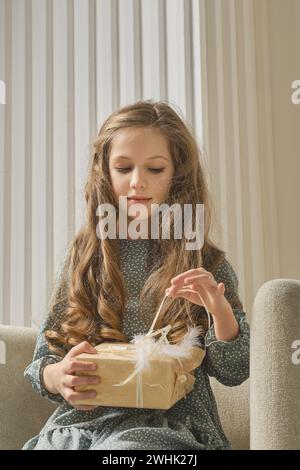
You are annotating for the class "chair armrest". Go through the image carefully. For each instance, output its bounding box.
[250,279,300,449]
[0,325,57,449]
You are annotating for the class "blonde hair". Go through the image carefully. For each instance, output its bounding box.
[45,99,227,355]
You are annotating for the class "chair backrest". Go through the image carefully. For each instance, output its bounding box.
[0,324,250,450]
[0,325,57,450]
[210,378,249,449]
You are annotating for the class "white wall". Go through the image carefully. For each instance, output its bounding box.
[260,0,300,279]
[201,0,300,317]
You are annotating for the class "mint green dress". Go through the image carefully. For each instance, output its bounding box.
[22,239,249,450]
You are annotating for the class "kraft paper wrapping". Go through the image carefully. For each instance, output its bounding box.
[74,342,206,410]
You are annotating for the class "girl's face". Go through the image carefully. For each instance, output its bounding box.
[109,127,175,220]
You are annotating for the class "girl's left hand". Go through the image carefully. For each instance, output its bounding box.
[165,267,229,317]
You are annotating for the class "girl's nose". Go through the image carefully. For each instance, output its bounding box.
[130,170,146,190]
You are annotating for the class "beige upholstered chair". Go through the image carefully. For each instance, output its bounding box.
[0,278,299,450]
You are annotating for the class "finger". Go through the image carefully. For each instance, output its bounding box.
[66,374,101,388]
[168,281,207,299]
[170,268,207,285]
[65,389,97,404]
[173,287,200,296]
[74,405,99,411]
[175,285,200,294]
[167,277,209,295]
[167,287,202,300]
[183,276,219,294]
[218,282,226,295]
[65,360,98,374]
[166,284,197,296]
[183,273,214,285]
[68,341,98,358]
[170,289,205,307]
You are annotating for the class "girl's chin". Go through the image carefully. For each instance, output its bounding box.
[127,214,150,221]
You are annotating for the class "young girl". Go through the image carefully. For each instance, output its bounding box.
[22,100,249,450]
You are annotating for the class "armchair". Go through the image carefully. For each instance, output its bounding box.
[0,278,299,450]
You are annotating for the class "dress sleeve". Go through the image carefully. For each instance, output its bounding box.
[24,245,72,404]
[202,258,250,387]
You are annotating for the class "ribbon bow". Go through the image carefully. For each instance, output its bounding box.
[113,294,189,408]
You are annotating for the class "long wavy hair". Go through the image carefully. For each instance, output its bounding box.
[45,100,232,355]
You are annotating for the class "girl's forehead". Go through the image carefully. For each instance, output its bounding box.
[110,127,172,158]
[112,126,166,143]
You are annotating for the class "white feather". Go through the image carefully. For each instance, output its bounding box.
[160,325,204,359]
[129,325,204,373]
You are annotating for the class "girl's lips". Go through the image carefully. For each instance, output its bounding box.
[127,197,152,204]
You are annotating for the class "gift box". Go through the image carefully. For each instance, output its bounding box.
[74,292,207,409]
[74,327,206,410]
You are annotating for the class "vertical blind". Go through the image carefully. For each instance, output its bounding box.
[1,0,291,328]
[0,0,205,327]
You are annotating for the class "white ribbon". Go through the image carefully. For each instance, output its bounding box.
[112,288,209,408]
[113,294,171,408]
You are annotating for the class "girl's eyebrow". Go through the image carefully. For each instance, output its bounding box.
[112,155,169,162]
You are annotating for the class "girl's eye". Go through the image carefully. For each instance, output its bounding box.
[115,168,164,173]
[115,168,131,173]
[149,168,164,173]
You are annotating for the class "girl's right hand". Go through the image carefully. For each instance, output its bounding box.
[46,341,101,411]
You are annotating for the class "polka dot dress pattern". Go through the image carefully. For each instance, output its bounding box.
[22,239,250,450]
